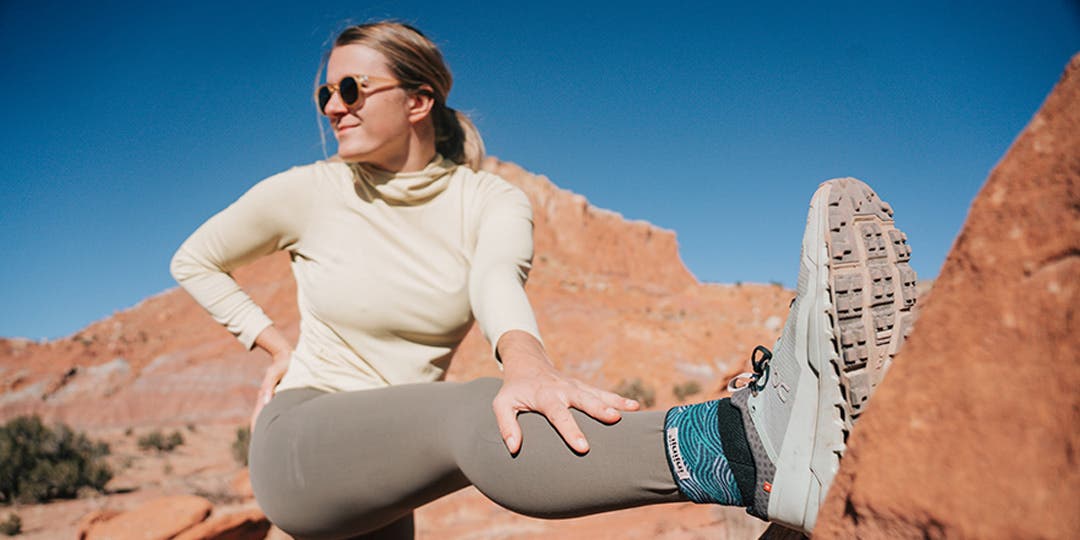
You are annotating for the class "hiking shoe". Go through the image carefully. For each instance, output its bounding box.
[727,177,917,533]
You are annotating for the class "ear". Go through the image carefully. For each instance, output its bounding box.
[406,85,436,124]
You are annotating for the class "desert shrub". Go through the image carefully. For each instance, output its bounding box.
[137,430,184,453]
[673,380,702,402]
[232,427,250,467]
[0,513,19,536]
[0,415,112,504]
[168,431,183,448]
[613,378,655,408]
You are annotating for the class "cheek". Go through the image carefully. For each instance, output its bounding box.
[367,105,410,135]
[368,93,412,127]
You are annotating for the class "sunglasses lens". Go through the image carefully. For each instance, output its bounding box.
[339,76,360,106]
[317,86,332,113]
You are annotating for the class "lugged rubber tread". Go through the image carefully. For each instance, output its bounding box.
[823,178,917,437]
[729,178,917,533]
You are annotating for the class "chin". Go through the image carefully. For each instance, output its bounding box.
[337,149,366,162]
[335,142,374,163]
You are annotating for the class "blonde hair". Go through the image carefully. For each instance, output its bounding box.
[319,21,485,170]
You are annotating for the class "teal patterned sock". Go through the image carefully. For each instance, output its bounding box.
[663,400,743,505]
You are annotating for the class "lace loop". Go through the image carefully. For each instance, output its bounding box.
[727,345,773,395]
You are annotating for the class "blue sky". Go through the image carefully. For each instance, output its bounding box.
[2,1,1077,340]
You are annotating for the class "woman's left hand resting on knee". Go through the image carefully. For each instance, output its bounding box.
[493,330,641,455]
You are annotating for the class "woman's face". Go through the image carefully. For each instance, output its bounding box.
[323,44,413,166]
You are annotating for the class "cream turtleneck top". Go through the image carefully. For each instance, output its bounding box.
[170,155,543,393]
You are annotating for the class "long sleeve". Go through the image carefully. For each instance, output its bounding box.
[170,166,314,350]
[467,178,544,362]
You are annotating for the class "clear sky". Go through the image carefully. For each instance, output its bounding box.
[2,1,1077,340]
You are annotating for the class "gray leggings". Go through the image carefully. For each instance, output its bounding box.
[249,377,686,539]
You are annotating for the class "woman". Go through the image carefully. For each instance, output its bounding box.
[171,21,916,539]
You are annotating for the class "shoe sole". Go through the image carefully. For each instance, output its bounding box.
[769,178,916,532]
[823,178,917,435]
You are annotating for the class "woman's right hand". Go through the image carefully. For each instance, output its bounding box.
[250,350,291,434]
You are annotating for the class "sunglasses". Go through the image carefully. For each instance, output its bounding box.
[315,74,401,115]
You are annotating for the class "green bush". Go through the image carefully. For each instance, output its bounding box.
[0,415,112,504]
[167,431,183,449]
[613,378,656,408]
[0,513,20,536]
[137,430,184,453]
[232,427,250,467]
[673,380,703,402]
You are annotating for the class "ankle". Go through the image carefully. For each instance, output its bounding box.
[717,397,757,505]
[662,400,743,506]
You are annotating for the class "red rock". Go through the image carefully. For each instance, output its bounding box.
[173,508,270,540]
[230,468,254,500]
[84,495,213,540]
[77,509,122,540]
[814,54,1080,538]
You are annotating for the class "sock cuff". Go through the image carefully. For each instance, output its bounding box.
[663,400,743,506]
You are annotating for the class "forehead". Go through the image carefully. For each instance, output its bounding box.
[326,44,394,82]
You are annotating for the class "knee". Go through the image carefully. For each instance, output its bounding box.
[463,376,503,396]
[443,377,505,456]
[455,377,502,414]
[452,377,503,436]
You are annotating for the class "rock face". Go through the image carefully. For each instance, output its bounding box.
[814,54,1080,538]
[173,508,271,540]
[82,495,212,539]
[77,495,269,540]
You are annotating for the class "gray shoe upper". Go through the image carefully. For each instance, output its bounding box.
[730,385,776,521]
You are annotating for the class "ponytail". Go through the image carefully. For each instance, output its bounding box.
[433,104,485,171]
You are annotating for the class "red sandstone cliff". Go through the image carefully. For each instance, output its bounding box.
[812,53,1080,539]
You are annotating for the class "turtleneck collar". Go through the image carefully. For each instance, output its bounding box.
[349,154,457,204]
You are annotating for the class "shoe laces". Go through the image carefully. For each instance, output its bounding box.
[726,345,772,395]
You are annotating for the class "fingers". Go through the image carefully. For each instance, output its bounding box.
[492,374,646,456]
[250,368,283,435]
[541,402,590,454]
[572,380,640,412]
[597,387,641,411]
[492,396,523,455]
[494,392,592,455]
[568,388,622,425]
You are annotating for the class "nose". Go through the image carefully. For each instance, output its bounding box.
[322,89,349,118]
